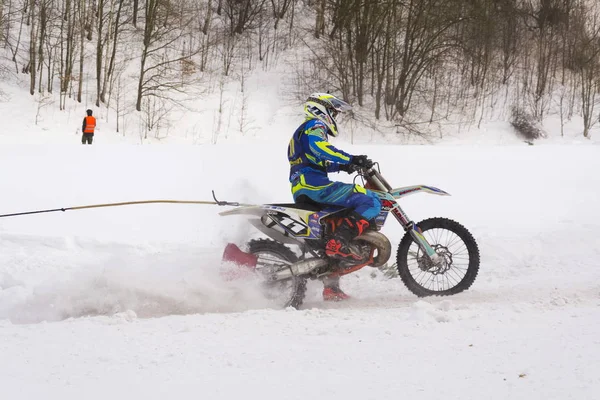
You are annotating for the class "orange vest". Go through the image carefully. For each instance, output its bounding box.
[84,116,96,133]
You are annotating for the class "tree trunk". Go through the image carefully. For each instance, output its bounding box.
[96,0,105,106]
[101,0,123,104]
[136,0,159,111]
[315,0,324,38]
[133,0,138,27]
[28,0,36,95]
[37,1,47,93]
[202,0,212,34]
[77,0,85,103]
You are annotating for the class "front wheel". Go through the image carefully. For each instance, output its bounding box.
[397,218,480,297]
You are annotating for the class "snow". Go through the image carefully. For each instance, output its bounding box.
[0,142,599,399]
[2,304,598,400]
[2,2,599,397]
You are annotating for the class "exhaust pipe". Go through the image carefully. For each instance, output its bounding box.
[222,243,327,281]
[272,259,328,281]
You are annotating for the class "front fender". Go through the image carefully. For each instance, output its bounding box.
[390,185,450,199]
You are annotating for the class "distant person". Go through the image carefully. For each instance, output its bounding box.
[82,109,96,144]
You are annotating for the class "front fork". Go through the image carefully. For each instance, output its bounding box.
[389,205,439,260]
[367,169,441,262]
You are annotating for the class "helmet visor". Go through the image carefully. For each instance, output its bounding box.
[329,98,352,112]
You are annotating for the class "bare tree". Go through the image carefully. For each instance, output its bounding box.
[201,0,212,34]
[0,0,5,45]
[132,0,138,27]
[520,0,571,119]
[498,0,521,85]
[136,0,201,112]
[76,0,87,103]
[224,0,267,35]
[10,2,27,73]
[314,0,324,38]
[270,0,295,30]
[35,91,53,124]
[100,0,125,104]
[95,0,106,106]
[35,0,53,94]
[59,0,77,108]
[570,1,600,138]
[27,0,37,95]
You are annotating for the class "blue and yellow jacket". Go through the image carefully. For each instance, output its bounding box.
[288,119,353,194]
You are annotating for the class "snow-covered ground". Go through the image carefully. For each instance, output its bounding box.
[1,143,599,399]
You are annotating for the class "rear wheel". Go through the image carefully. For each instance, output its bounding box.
[247,239,307,309]
[396,218,480,297]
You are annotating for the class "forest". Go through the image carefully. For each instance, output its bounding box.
[0,0,598,138]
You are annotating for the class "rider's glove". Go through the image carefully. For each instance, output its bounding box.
[351,155,374,170]
[339,163,357,173]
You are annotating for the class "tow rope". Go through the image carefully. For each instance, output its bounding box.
[0,191,249,219]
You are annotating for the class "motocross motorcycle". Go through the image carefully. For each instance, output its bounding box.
[219,163,480,308]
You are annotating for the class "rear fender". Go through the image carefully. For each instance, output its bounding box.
[219,205,283,218]
[390,185,450,199]
[220,205,316,242]
[248,219,304,246]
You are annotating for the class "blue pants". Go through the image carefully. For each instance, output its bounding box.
[293,181,382,220]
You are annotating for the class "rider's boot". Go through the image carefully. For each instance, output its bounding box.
[322,276,350,301]
[325,212,371,261]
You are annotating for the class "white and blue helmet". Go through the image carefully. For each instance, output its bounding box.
[304,93,352,137]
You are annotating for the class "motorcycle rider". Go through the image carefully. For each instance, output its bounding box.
[288,93,382,301]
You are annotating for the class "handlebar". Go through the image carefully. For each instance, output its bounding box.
[356,163,393,192]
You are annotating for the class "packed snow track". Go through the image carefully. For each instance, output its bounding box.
[0,144,599,399]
